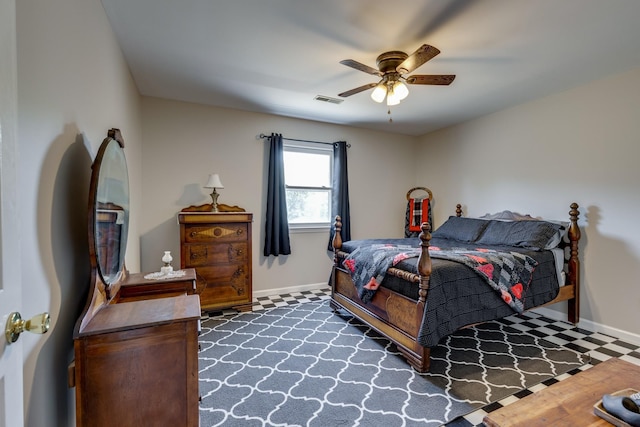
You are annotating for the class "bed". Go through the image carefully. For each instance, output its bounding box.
[330,202,581,373]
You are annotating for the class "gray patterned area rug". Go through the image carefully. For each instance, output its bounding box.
[199,301,586,427]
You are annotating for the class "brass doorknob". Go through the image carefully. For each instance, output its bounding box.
[5,312,50,344]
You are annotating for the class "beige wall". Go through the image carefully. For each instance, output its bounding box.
[14,1,640,425]
[416,67,640,341]
[140,97,417,294]
[16,0,142,425]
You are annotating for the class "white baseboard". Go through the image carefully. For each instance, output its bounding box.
[252,282,329,299]
[533,306,640,346]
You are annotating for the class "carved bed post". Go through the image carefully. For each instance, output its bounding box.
[410,221,433,372]
[417,222,432,305]
[332,215,343,258]
[329,216,343,310]
[567,203,580,324]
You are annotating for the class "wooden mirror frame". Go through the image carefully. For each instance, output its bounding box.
[76,129,130,331]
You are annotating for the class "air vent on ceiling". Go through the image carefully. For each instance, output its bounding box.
[314,95,343,104]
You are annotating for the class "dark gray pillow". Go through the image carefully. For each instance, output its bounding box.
[475,219,564,250]
[431,216,490,243]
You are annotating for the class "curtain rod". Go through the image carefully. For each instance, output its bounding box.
[258,133,350,148]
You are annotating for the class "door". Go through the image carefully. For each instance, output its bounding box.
[0,0,24,426]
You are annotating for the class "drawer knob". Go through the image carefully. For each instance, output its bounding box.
[191,248,207,260]
[231,267,244,280]
[190,231,197,237]
[236,229,243,236]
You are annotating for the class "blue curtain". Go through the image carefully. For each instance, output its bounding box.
[328,141,351,250]
[264,133,291,256]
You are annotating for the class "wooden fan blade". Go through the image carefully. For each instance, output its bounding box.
[338,82,378,97]
[340,59,382,76]
[405,74,456,85]
[396,44,440,74]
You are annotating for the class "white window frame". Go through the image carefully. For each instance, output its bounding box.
[283,140,333,232]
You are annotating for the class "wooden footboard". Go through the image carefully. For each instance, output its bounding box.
[330,220,432,372]
[330,271,430,372]
[329,203,581,373]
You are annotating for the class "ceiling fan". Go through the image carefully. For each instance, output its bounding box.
[338,44,455,106]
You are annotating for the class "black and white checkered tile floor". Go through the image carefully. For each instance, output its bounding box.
[203,287,640,427]
[200,287,333,318]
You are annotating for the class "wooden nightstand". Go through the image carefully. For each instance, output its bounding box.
[115,268,197,303]
[178,211,253,313]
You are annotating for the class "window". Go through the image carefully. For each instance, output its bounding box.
[283,141,332,230]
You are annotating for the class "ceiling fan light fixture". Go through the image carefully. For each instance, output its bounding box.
[338,44,455,112]
[392,80,409,101]
[386,87,401,106]
[370,83,387,103]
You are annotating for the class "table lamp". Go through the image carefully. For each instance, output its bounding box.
[204,173,224,212]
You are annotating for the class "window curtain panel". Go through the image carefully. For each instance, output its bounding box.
[264,133,291,256]
[328,141,351,251]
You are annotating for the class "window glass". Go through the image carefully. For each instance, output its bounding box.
[283,151,330,187]
[283,142,332,228]
[286,189,330,224]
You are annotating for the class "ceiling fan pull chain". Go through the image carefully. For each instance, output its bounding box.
[388,108,393,123]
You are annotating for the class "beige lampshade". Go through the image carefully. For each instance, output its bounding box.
[204,173,224,189]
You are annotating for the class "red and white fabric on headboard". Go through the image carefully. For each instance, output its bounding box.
[409,198,430,232]
[404,187,433,238]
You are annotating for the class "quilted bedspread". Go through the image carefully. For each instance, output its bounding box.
[339,237,560,348]
[342,244,538,313]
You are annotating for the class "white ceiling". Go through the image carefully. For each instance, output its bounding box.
[100,0,640,136]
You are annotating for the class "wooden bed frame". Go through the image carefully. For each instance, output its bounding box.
[330,203,581,373]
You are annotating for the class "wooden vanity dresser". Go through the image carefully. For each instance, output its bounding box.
[72,278,201,427]
[71,129,201,427]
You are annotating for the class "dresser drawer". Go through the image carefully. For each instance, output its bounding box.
[199,285,250,309]
[196,265,250,308]
[197,265,248,289]
[184,223,248,243]
[185,242,248,267]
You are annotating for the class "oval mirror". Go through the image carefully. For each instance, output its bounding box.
[88,129,129,289]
